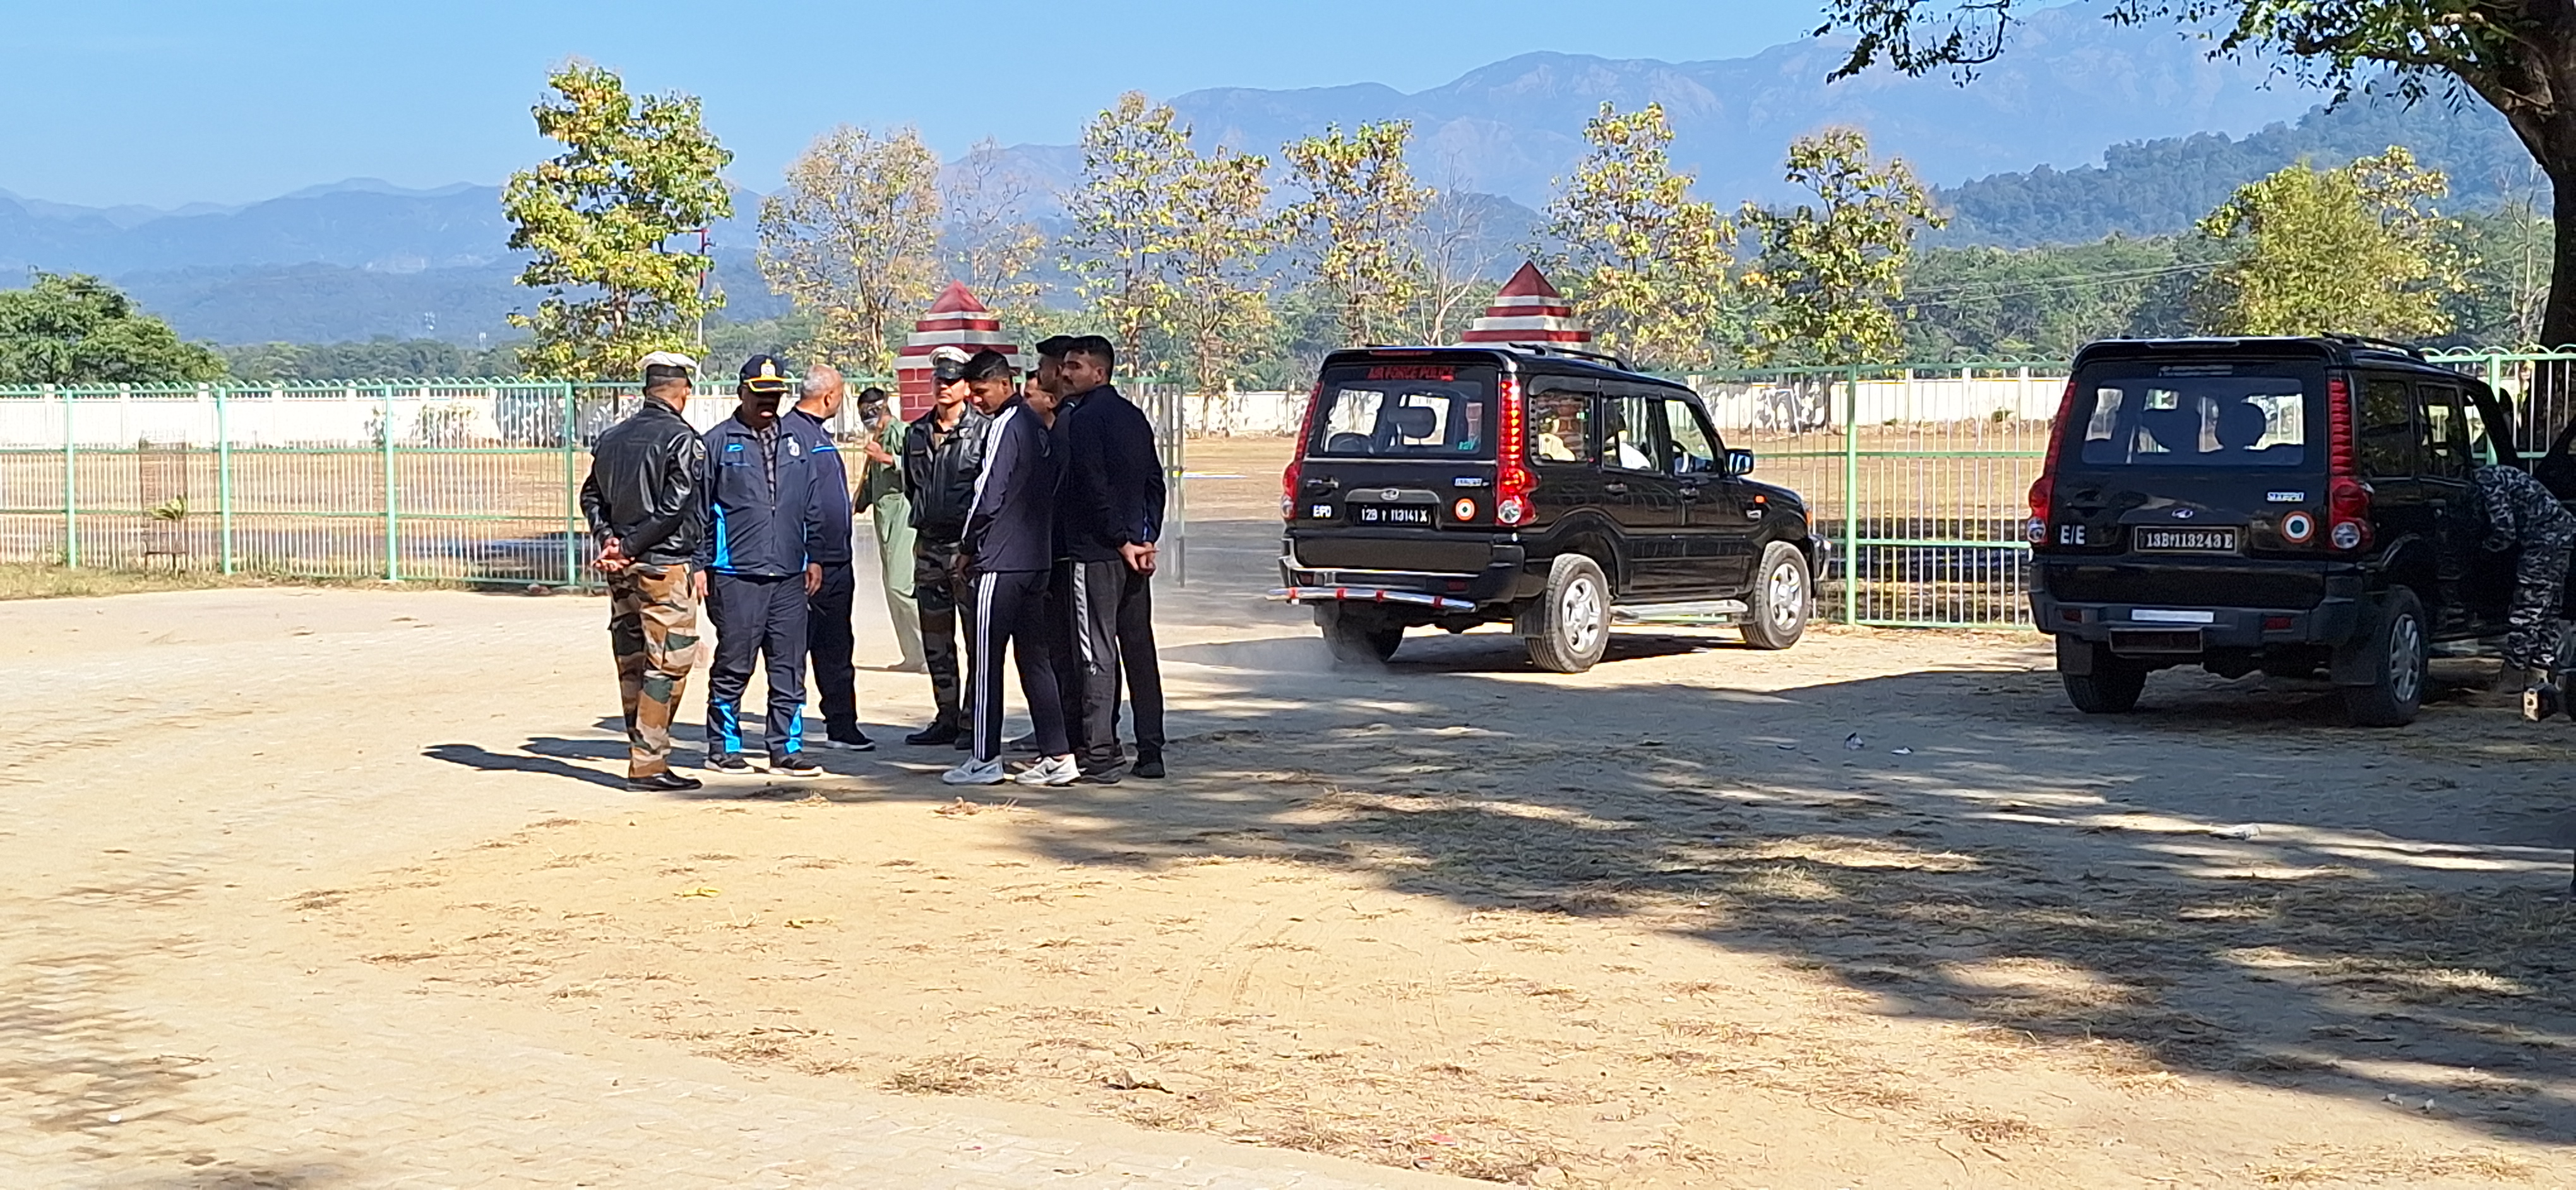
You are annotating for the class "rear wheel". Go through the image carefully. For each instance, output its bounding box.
[1524,554,1611,673]
[1740,542,1811,651]
[2340,587,2427,727]
[1319,606,1404,664]
[2062,651,2147,714]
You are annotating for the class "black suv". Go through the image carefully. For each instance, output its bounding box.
[2030,335,2531,726]
[1273,346,1825,671]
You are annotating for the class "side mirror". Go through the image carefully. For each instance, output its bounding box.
[1726,448,1756,476]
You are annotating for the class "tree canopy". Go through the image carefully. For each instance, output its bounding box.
[0,273,225,386]
[503,63,732,381]
[2192,147,2469,338]
[758,124,943,375]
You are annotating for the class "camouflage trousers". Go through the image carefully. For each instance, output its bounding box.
[608,564,703,778]
[2503,524,2576,673]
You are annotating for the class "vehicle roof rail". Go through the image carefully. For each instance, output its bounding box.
[2322,332,2428,360]
[1513,342,1633,370]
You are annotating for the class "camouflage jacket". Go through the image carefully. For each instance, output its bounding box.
[2474,464,2576,552]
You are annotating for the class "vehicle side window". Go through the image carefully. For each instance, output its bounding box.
[2358,376,2414,478]
[1529,387,1593,465]
[2417,384,2471,479]
[1602,394,1664,473]
[1662,397,1720,476]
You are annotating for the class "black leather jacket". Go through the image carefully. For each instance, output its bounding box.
[579,397,708,566]
[902,404,991,548]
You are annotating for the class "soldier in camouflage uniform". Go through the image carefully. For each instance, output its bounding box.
[580,352,713,790]
[2473,462,2576,719]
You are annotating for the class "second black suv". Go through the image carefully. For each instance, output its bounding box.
[1273,346,1825,671]
[2030,335,2531,725]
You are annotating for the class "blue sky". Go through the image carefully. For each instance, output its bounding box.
[3,0,1833,208]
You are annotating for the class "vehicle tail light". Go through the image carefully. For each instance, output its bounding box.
[2026,378,2076,544]
[2325,375,2372,551]
[1495,375,1534,526]
[1282,380,1320,519]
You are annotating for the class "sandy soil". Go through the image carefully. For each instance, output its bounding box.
[288,436,2576,1187]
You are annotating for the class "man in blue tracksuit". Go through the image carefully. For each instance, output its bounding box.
[942,349,1080,788]
[696,354,826,778]
[784,363,875,752]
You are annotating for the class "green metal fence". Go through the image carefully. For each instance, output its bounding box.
[1690,349,2576,630]
[0,378,1190,590]
[10,353,2573,626]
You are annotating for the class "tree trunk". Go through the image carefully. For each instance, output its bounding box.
[2544,164,2576,352]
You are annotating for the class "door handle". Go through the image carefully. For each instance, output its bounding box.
[1678,485,1702,501]
[1603,482,1630,495]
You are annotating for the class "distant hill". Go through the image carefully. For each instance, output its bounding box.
[1935,92,2534,246]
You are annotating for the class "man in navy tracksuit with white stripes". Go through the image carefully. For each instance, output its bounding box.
[942,349,1079,788]
[696,354,826,778]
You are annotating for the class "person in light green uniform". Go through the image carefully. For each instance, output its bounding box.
[854,386,926,672]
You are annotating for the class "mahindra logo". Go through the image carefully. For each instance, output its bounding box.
[1381,488,1402,502]
[2172,508,2195,519]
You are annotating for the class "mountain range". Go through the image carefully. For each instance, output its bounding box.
[0,10,2515,346]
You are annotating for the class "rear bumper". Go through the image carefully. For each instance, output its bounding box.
[1277,536,1531,608]
[2030,568,2366,652]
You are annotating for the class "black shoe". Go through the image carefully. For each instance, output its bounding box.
[1131,751,1166,779]
[626,771,703,792]
[772,754,823,777]
[705,753,753,774]
[1075,764,1124,785]
[952,733,973,751]
[817,731,876,752]
[1008,732,1041,755]
[2525,683,2563,723]
[905,720,960,747]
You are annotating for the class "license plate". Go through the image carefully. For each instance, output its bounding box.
[2135,527,2237,552]
[1357,506,1432,525]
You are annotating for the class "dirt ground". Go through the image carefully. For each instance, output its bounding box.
[202,438,2576,1186]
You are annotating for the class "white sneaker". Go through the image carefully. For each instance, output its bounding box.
[1014,755,1080,787]
[941,758,1006,786]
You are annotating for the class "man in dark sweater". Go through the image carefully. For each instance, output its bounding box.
[943,350,1079,788]
[784,364,873,752]
[901,347,990,747]
[1050,335,1168,781]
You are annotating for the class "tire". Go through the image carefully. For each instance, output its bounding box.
[1740,542,1811,651]
[1524,554,1612,673]
[2340,586,2428,727]
[2061,649,2147,714]
[1320,606,1404,664]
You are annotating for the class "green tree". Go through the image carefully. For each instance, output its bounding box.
[0,273,224,385]
[1813,0,2576,347]
[1900,235,2219,361]
[1282,121,1431,348]
[1164,145,1280,397]
[503,63,732,380]
[1062,92,1193,371]
[1739,128,1943,365]
[1537,102,1733,369]
[2191,147,2468,338]
[759,124,943,375]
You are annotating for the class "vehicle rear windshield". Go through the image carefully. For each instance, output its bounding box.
[1308,363,1496,459]
[2070,363,2315,469]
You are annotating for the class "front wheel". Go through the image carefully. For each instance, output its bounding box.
[1740,542,1811,651]
[1524,554,1611,673]
[2340,587,2427,727]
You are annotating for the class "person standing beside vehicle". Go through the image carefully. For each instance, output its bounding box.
[696,355,825,777]
[785,365,874,752]
[578,351,710,793]
[1051,335,1168,781]
[2473,462,2576,719]
[853,385,927,675]
[900,347,989,747]
[943,349,1078,788]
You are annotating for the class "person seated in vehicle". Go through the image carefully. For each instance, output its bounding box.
[1535,396,1585,462]
[1602,406,1653,470]
[2472,461,2576,719]
[2212,397,2287,457]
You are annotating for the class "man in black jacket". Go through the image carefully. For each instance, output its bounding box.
[578,351,710,792]
[943,349,1079,788]
[1051,336,1168,781]
[900,347,989,746]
